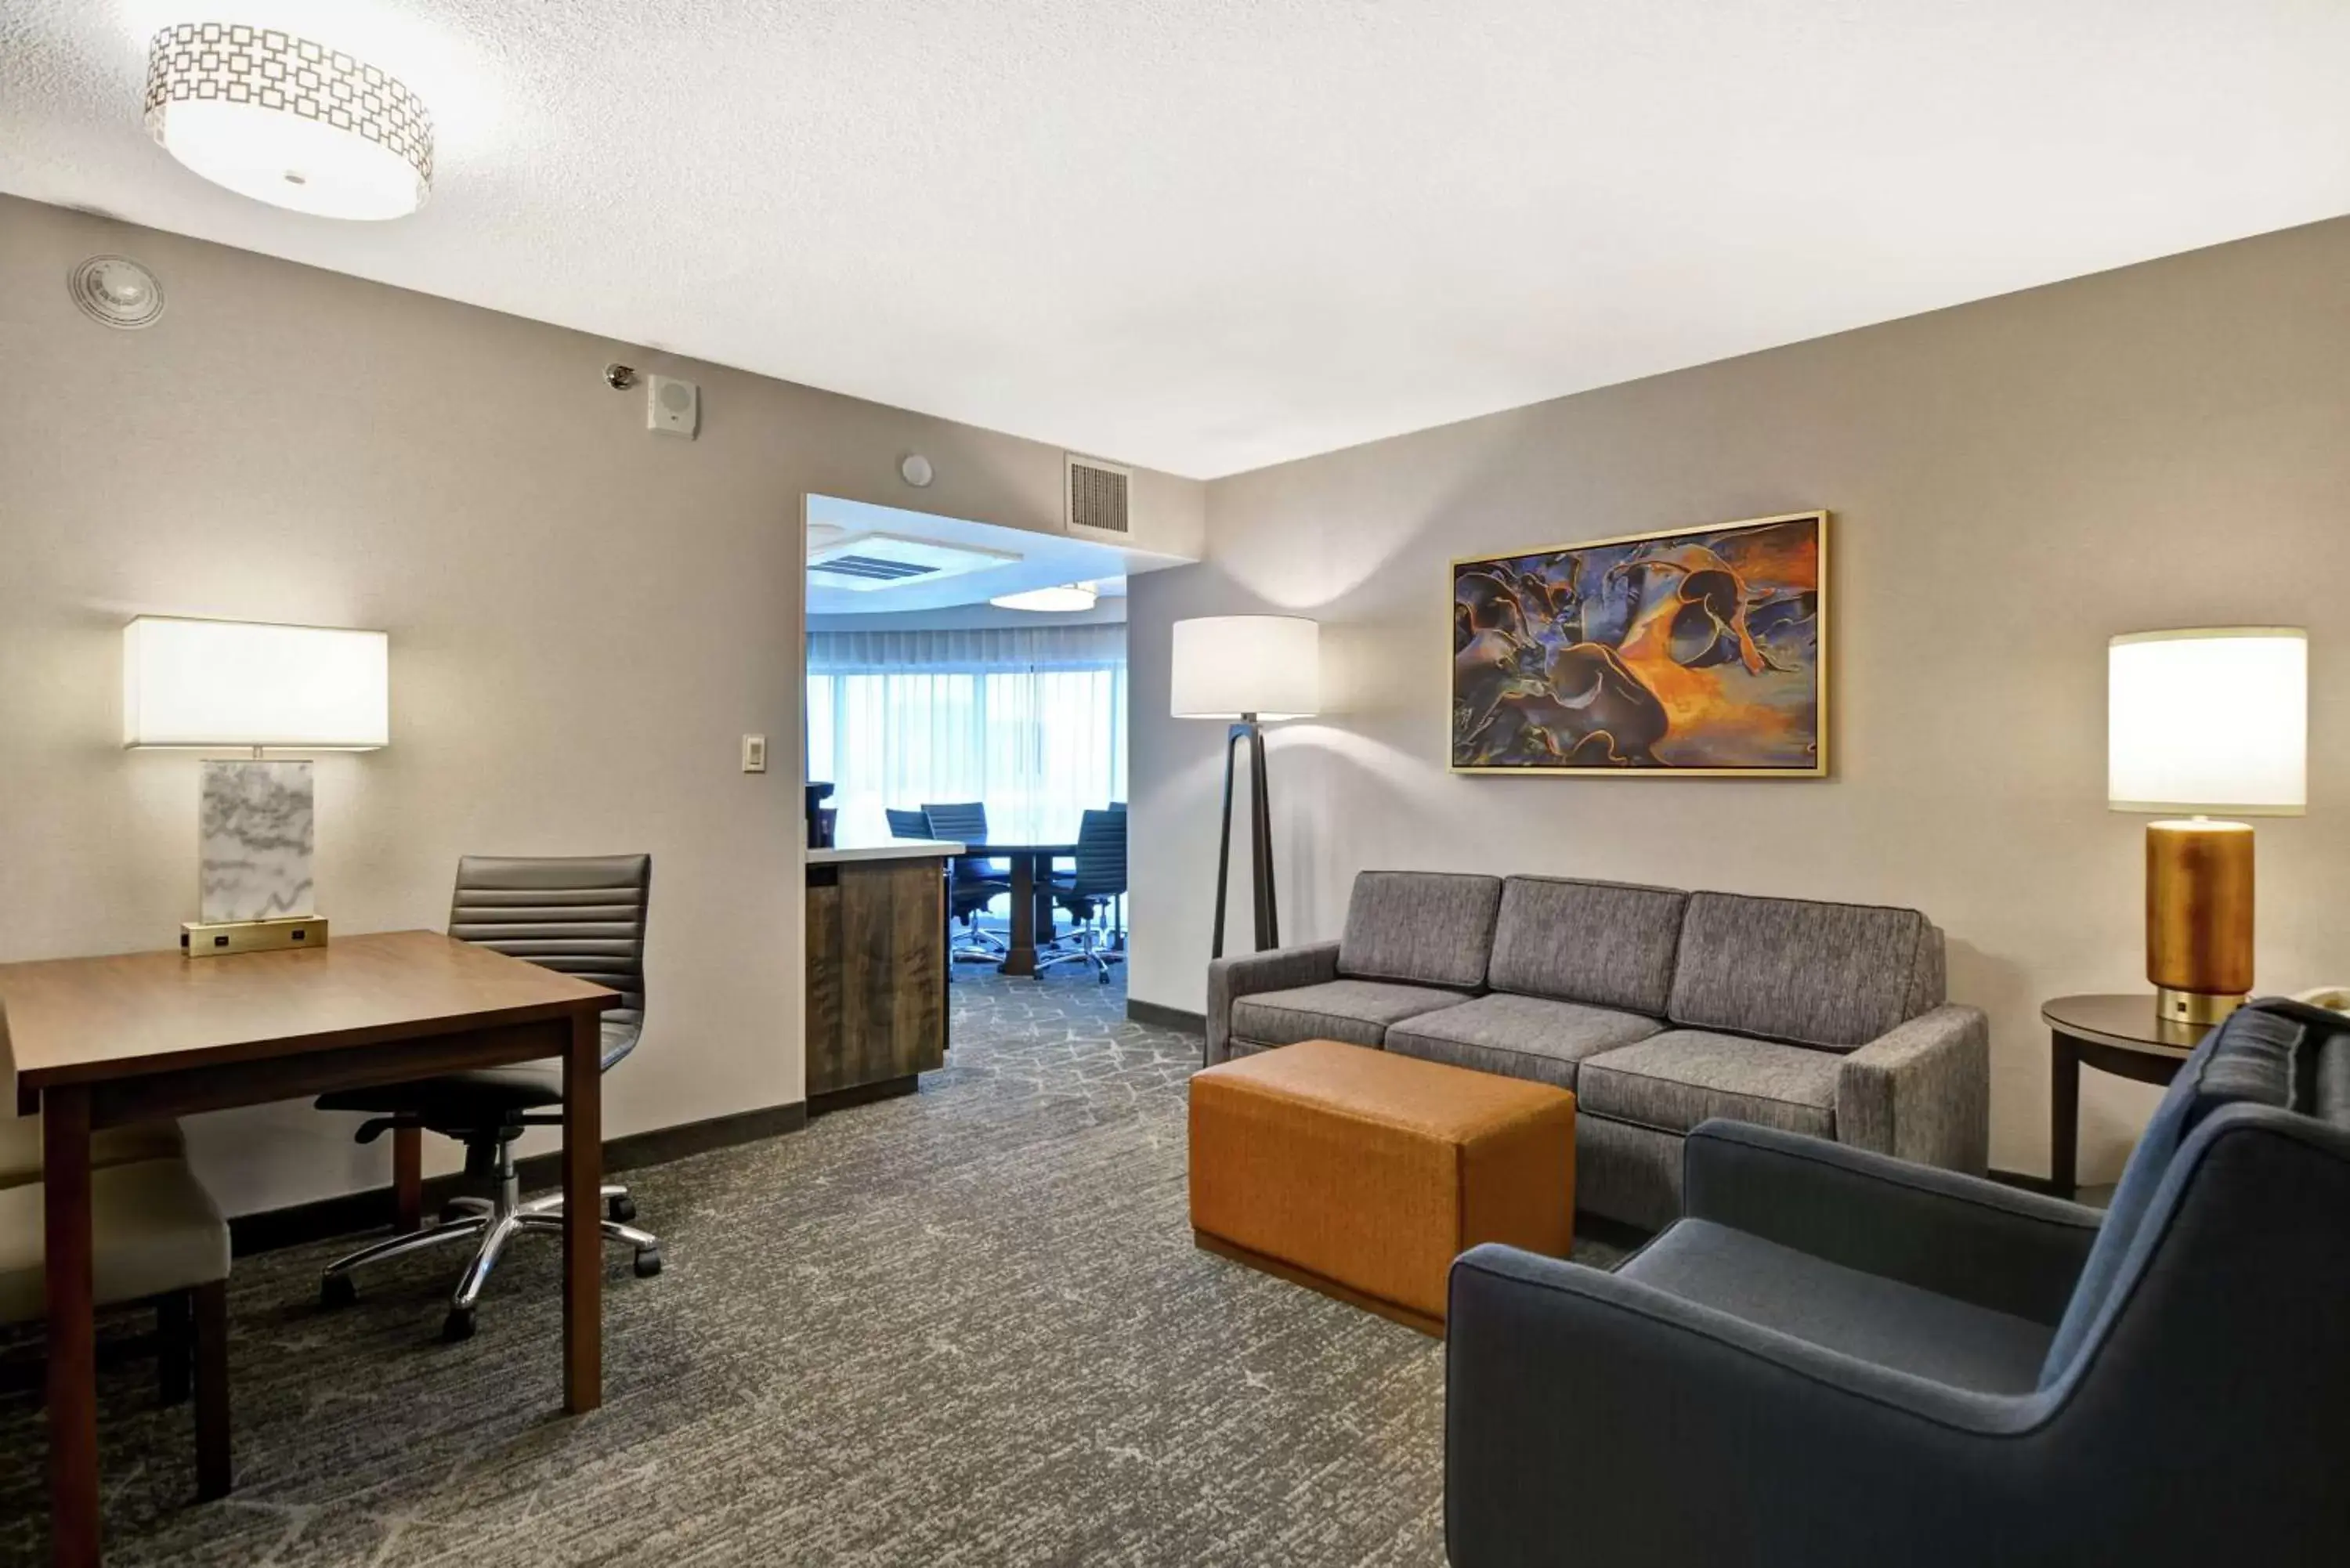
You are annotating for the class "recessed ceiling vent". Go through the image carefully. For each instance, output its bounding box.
[1065,453,1132,539]
[806,531,1021,593]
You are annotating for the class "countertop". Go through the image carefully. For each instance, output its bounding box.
[806,838,966,866]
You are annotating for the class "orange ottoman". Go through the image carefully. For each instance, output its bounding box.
[1189,1039,1574,1335]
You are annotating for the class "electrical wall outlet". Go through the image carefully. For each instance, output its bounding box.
[741,734,768,773]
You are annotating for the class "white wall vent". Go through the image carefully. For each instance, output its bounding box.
[1065,453,1132,540]
[806,531,1020,592]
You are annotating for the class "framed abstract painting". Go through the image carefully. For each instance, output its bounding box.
[1450,510,1828,776]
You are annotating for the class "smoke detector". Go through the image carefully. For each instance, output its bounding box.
[807,532,1021,592]
[70,256,166,329]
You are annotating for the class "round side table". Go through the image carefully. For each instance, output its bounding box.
[2041,994,2211,1201]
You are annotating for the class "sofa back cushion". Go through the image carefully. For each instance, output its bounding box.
[1488,876,1687,1016]
[1665,891,1943,1050]
[1338,871,1503,991]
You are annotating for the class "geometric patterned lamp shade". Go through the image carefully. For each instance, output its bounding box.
[144,22,434,221]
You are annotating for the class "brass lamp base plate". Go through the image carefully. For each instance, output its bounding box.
[2156,986,2243,1027]
[181,916,330,958]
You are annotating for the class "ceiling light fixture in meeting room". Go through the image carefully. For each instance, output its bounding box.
[143,21,435,219]
[991,581,1099,613]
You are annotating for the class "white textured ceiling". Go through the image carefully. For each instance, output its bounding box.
[5,2,2348,479]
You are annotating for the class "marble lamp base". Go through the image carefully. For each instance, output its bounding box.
[199,758,318,924]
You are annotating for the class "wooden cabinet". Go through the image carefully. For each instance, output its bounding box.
[805,853,949,1108]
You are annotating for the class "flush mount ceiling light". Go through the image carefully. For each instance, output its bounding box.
[144,22,434,220]
[990,581,1099,613]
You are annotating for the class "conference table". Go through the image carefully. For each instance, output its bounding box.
[0,930,616,1566]
[957,839,1078,977]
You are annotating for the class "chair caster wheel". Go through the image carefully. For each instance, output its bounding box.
[608,1194,636,1223]
[633,1245,663,1278]
[442,1307,475,1342]
[320,1273,356,1308]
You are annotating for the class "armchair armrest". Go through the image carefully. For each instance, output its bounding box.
[1683,1119,2102,1324]
[1837,1002,1990,1172]
[1204,941,1340,1064]
[1446,1243,2044,1568]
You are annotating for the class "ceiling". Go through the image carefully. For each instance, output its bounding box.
[804,497,1148,616]
[5,2,2347,479]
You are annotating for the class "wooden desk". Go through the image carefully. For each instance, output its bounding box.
[0,930,616,1567]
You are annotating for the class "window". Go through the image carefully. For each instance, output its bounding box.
[806,624,1126,844]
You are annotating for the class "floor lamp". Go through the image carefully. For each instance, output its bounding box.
[1171,615,1321,959]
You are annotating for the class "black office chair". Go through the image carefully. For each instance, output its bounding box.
[922,802,1011,962]
[314,854,659,1342]
[884,807,931,840]
[1041,809,1126,982]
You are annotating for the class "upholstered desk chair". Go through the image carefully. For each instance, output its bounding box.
[921,801,1012,963]
[315,854,658,1342]
[0,1158,233,1499]
[1042,808,1127,982]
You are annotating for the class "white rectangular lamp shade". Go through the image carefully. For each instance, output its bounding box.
[2108,627,2305,815]
[1170,615,1321,720]
[124,616,389,750]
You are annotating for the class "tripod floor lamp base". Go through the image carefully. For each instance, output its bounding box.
[1211,717,1278,960]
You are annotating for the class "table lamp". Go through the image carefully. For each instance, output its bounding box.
[123,616,389,955]
[1170,615,1319,959]
[2108,627,2307,1024]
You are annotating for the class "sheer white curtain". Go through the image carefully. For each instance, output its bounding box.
[806,624,1127,845]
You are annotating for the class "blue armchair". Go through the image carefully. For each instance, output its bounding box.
[1445,998,2350,1566]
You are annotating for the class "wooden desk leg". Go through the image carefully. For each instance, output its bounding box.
[42,1086,100,1568]
[393,1124,423,1234]
[1002,853,1039,977]
[2050,1029,2081,1202]
[562,1010,602,1414]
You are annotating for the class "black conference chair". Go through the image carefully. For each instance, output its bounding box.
[1041,809,1126,982]
[922,802,1012,962]
[314,854,660,1342]
[884,807,931,840]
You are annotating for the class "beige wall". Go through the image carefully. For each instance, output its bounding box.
[1131,216,2350,1183]
[0,196,1203,1217]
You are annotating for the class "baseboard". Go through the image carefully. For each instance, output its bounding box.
[1986,1167,2063,1197]
[228,1100,808,1258]
[808,1075,918,1115]
[1128,999,1206,1034]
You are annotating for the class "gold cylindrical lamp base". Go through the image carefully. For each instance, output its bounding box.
[2146,819,2254,1026]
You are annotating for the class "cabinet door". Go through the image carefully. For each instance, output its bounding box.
[804,880,846,1095]
[837,859,948,1086]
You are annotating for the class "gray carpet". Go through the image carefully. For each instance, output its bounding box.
[0,968,1619,1566]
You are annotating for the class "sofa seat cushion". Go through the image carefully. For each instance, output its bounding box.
[1619,1219,2054,1393]
[1337,871,1503,991]
[1228,979,1470,1050]
[1667,891,1943,1050]
[1385,994,1662,1090]
[1488,876,1688,1017]
[1578,1030,1842,1139]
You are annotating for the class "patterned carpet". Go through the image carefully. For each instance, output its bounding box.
[0,967,1617,1566]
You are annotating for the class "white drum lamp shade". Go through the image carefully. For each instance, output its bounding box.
[124,617,389,750]
[1170,616,1321,721]
[144,23,434,221]
[2108,628,2306,815]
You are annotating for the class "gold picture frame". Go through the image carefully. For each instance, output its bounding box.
[1449,510,1830,777]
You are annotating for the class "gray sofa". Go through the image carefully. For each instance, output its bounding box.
[1444,997,2350,1566]
[1206,870,1987,1227]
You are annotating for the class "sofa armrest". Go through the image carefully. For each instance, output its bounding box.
[1204,941,1340,1064]
[1683,1118,2102,1324]
[1837,1002,1989,1173]
[1446,1243,2043,1568]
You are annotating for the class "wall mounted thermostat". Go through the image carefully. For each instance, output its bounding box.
[648,374,700,438]
[741,734,768,773]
